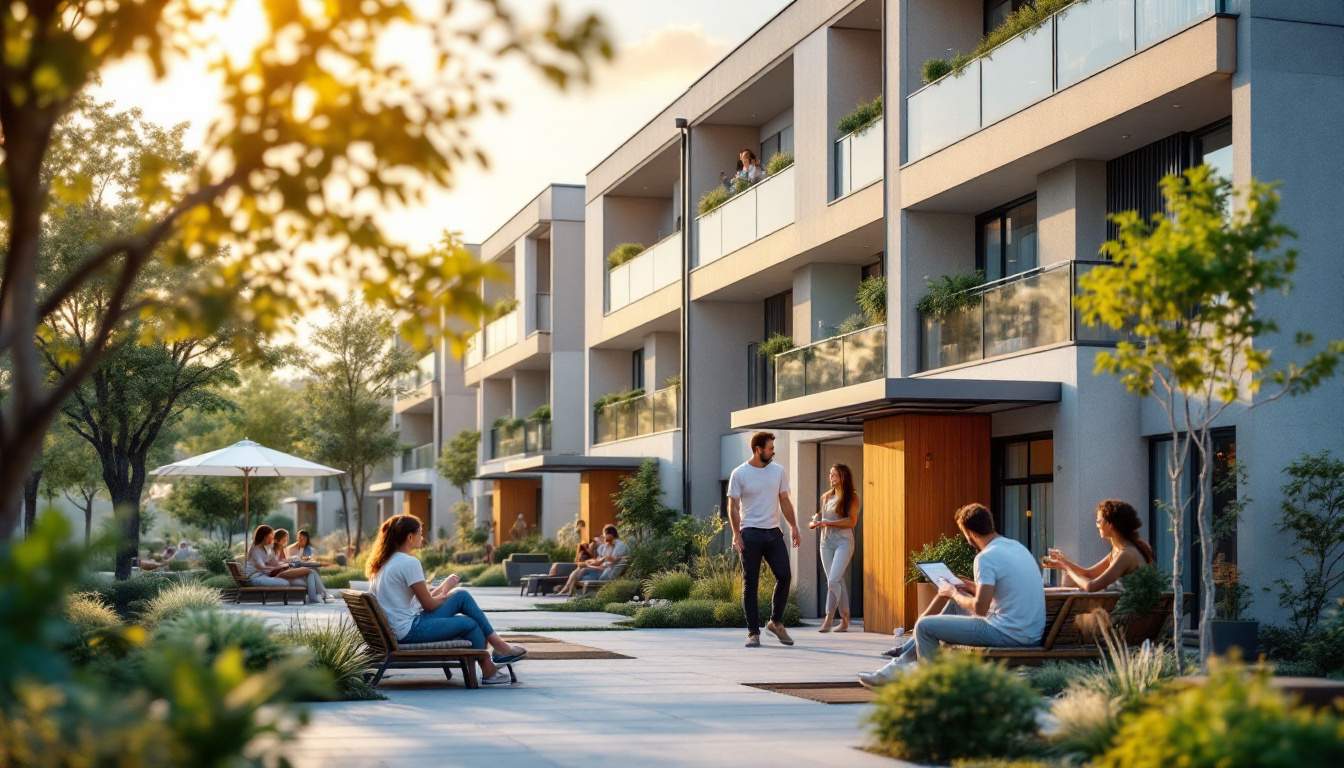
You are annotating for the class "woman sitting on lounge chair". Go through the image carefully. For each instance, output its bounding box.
[245,525,327,604]
[271,528,330,601]
[368,514,527,686]
[546,540,594,578]
[555,525,628,597]
[1042,499,1153,592]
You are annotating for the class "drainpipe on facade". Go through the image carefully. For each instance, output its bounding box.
[676,116,692,517]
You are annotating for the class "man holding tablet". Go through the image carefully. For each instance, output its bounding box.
[859,503,1045,688]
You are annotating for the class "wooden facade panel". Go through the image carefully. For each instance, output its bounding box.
[401,490,432,535]
[862,414,991,634]
[579,470,629,542]
[492,479,541,545]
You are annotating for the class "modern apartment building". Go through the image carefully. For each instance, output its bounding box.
[442,0,1343,632]
[462,184,591,546]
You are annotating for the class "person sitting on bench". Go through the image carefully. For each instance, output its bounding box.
[859,503,1044,688]
[244,525,326,604]
[555,525,627,596]
[368,514,527,686]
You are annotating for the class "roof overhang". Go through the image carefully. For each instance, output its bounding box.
[502,454,647,474]
[367,481,432,493]
[730,377,1062,432]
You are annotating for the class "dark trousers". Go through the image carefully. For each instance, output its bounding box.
[741,527,791,636]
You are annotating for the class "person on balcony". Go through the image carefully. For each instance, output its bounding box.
[736,149,764,185]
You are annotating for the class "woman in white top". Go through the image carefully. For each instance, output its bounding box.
[809,463,861,632]
[367,515,527,686]
[243,525,326,603]
[737,149,765,184]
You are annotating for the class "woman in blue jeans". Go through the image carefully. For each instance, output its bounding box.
[368,515,527,686]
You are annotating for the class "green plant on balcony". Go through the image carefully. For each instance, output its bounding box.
[919,0,1077,84]
[492,296,519,315]
[836,94,882,135]
[663,374,681,390]
[607,242,646,270]
[592,387,645,415]
[731,176,752,195]
[836,313,870,335]
[916,271,985,317]
[856,274,887,324]
[491,415,524,434]
[698,186,730,216]
[765,150,794,176]
[527,403,551,422]
[757,333,796,359]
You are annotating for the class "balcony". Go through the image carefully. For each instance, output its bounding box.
[484,308,519,357]
[399,442,435,473]
[834,118,883,199]
[465,333,482,368]
[490,419,552,460]
[918,260,1118,372]
[394,353,435,414]
[907,0,1222,162]
[607,231,681,314]
[774,324,886,402]
[593,384,679,445]
[697,164,796,266]
[535,292,552,332]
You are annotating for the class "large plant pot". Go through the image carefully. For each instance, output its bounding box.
[915,581,938,618]
[1210,619,1259,658]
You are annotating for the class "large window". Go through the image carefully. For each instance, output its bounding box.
[993,434,1054,558]
[977,196,1038,282]
[760,126,794,165]
[1196,120,1233,185]
[862,258,884,281]
[630,348,644,390]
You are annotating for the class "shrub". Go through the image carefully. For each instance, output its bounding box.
[321,568,364,590]
[1049,687,1123,762]
[200,574,234,590]
[1301,598,1344,676]
[284,619,380,701]
[1025,660,1092,697]
[627,537,685,581]
[915,272,985,318]
[643,570,693,602]
[453,562,491,582]
[921,57,953,84]
[1112,564,1166,623]
[165,558,194,572]
[607,242,646,269]
[1073,617,1177,708]
[836,312,869,335]
[765,150,793,176]
[1095,661,1344,767]
[62,592,124,665]
[709,595,802,628]
[539,597,605,612]
[418,542,457,571]
[690,571,736,602]
[594,579,642,605]
[836,94,882,135]
[731,176,751,194]
[261,514,295,535]
[855,274,887,324]
[907,533,977,584]
[712,600,746,628]
[154,610,285,671]
[757,332,795,359]
[698,186,729,216]
[602,601,639,617]
[1273,451,1344,637]
[629,603,677,628]
[495,535,551,563]
[139,583,222,628]
[195,540,234,575]
[82,572,174,619]
[670,599,718,627]
[468,564,507,587]
[866,653,1041,763]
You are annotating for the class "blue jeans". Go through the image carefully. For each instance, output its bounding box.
[893,601,1020,663]
[400,590,495,649]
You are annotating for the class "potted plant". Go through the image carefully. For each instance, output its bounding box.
[527,403,551,422]
[698,186,730,216]
[856,274,887,325]
[906,533,977,617]
[1112,563,1168,643]
[836,95,882,136]
[1211,554,1257,658]
[607,242,645,270]
[917,271,984,366]
[756,333,796,359]
[765,150,794,176]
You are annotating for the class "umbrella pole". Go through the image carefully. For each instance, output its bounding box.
[243,469,251,538]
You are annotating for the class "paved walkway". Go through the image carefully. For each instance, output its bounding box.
[228,587,912,767]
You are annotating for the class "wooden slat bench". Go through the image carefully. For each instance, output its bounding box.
[340,590,516,688]
[574,558,630,597]
[225,560,308,605]
[949,590,1179,666]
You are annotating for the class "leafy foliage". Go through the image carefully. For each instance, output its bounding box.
[614,460,679,547]
[867,654,1042,763]
[916,272,984,317]
[466,564,507,587]
[607,242,646,269]
[837,95,883,135]
[765,151,794,176]
[196,540,236,575]
[698,186,730,216]
[1025,660,1092,697]
[593,579,643,605]
[284,619,380,701]
[81,572,175,619]
[592,387,645,415]
[139,583,223,628]
[153,610,286,672]
[920,0,1075,83]
[907,533,977,584]
[757,333,796,359]
[1112,564,1166,623]
[836,313,870,335]
[643,570,694,602]
[438,431,482,502]
[164,477,270,544]
[1273,451,1344,636]
[856,274,888,324]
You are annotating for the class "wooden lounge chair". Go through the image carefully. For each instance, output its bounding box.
[522,563,577,596]
[947,590,1179,666]
[224,560,307,605]
[340,590,516,688]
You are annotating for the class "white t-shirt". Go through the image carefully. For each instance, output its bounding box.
[371,552,427,640]
[727,460,790,530]
[597,539,629,561]
[973,536,1046,645]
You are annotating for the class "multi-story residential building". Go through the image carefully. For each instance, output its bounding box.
[461,185,592,545]
[568,0,1344,634]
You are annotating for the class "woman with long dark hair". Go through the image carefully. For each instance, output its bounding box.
[367,514,526,686]
[244,525,325,603]
[809,463,861,632]
[1043,499,1154,592]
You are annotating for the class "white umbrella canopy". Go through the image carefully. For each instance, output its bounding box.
[151,439,343,537]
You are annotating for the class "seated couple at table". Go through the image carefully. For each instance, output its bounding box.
[244,524,331,604]
[858,499,1152,688]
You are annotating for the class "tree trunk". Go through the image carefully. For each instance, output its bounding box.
[108,470,147,580]
[1167,433,1187,675]
[337,481,352,551]
[23,469,42,536]
[353,475,367,555]
[1194,431,1216,667]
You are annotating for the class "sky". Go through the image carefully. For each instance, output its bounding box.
[92,0,793,248]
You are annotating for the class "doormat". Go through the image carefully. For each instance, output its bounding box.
[499,634,633,660]
[744,681,875,705]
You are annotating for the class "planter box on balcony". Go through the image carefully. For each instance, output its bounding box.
[697,165,796,266]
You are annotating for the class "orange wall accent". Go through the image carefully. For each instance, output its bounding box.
[492,478,541,545]
[401,490,432,534]
[294,501,317,533]
[579,470,630,542]
[862,414,991,634]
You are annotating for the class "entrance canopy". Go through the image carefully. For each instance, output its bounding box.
[730,377,1061,432]
[498,454,647,474]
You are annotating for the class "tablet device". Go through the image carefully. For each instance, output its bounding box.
[915,561,964,591]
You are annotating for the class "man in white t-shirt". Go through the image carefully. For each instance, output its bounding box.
[727,431,801,648]
[860,503,1045,688]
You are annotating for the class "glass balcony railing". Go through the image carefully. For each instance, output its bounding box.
[490,418,551,460]
[906,0,1220,161]
[593,384,679,445]
[607,231,681,313]
[834,117,883,199]
[397,353,436,395]
[918,260,1119,372]
[773,324,886,402]
[697,164,796,266]
[484,308,519,357]
[400,442,435,473]
[464,332,482,367]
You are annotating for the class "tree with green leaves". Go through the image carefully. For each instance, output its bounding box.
[303,303,412,553]
[38,425,103,543]
[163,476,278,545]
[614,459,679,548]
[437,429,481,501]
[1077,166,1344,667]
[0,0,611,538]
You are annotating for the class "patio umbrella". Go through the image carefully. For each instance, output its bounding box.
[151,439,343,538]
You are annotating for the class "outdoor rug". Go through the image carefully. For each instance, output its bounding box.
[744,681,875,705]
[500,633,633,660]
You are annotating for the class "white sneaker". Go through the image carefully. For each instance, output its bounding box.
[480,670,513,686]
[857,659,912,690]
